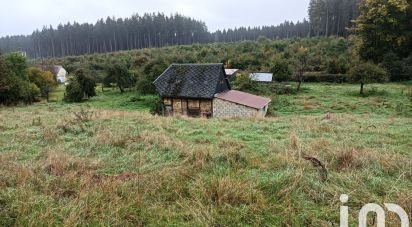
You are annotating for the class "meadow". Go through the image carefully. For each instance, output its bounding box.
[1,83,411,226]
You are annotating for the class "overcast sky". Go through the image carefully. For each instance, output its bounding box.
[0,0,310,37]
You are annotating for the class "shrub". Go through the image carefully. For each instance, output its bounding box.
[326,56,349,74]
[105,64,134,93]
[64,79,84,102]
[270,57,292,82]
[134,59,168,94]
[348,63,389,95]
[303,72,348,83]
[232,73,257,91]
[0,53,40,104]
[75,69,96,98]
[17,81,41,103]
[27,67,55,101]
[381,52,404,81]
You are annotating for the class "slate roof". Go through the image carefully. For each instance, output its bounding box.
[153,64,231,99]
[215,90,271,109]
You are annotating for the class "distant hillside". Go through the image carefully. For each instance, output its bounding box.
[0,0,361,58]
[43,37,354,86]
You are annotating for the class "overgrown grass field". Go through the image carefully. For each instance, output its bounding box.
[0,83,411,226]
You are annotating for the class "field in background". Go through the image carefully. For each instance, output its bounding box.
[0,83,411,226]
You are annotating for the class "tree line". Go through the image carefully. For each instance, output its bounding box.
[0,0,364,59]
[0,53,56,104]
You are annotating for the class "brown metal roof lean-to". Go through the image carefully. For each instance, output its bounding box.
[214,90,271,109]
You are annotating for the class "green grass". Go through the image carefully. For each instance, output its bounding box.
[48,84,66,102]
[0,83,411,226]
[262,82,412,116]
[87,87,158,111]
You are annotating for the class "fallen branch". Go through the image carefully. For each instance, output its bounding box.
[303,156,328,182]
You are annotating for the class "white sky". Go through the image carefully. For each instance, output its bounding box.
[0,0,310,37]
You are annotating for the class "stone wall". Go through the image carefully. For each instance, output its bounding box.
[213,98,264,118]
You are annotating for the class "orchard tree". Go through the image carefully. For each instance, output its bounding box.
[136,59,168,94]
[105,64,134,93]
[64,69,96,102]
[348,62,389,95]
[28,67,56,101]
[0,53,18,104]
[292,46,309,91]
[270,56,291,82]
[5,53,28,80]
[64,76,84,102]
[1,53,39,104]
[75,69,96,99]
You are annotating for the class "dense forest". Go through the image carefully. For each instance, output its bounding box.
[308,0,360,36]
[0,0,362,58]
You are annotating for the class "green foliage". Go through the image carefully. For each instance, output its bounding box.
[355,0,412,63]
[129,94,162,115]
[135,59,168,94]
[27,67,56,99]
[64,78,84,102]
[0,54,16,103]
[64,69,97,102]
[232,73,257,92]
[5,53,28,80]
[0,53,43,104]
[270,56,291,82]
[309,0,360,36]
[75,68,96,98]
[24,82,41,101]
[326,56,349,74]
[105,64,134,93]
[348,63,389,94]
[291,46,310,91]
[45,37,357,88]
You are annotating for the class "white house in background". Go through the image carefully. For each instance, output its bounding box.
[249,72,273,82]
[39,65,68,84]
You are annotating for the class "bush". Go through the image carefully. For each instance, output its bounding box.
[326,56,349,74]
[348,63,389,95]
[303,72,349,83]
[381,52,404,81]
[17,81,41,103]
[64,79,84,102]
[27,67,55,100]
[232,73,257,91]
[270,57,292,82]
[0,53,41,104]
[135,59,168,94]
[75,69,96,98]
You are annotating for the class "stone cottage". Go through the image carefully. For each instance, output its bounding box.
[153,63,271,118]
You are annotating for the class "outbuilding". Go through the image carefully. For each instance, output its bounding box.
[249,72,273,82]
[153,63,271,118]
